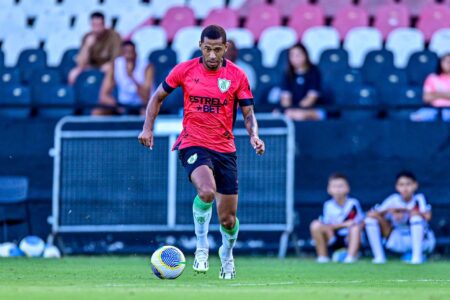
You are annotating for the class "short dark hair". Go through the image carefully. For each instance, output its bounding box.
[122,40,135,48]
[328,172,349,183]
[396,170,417,182]
[200,25,227,44]
[90,11,105,21]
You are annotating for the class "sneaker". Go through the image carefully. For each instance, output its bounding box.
[219,246,236,280]
[193,248,209,273]
[372,257,386,264]
[343,255,357,264]
[316,256,330,263]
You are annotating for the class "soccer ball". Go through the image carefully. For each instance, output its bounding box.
[19,236,45,257]
[43,244,62,258]
[150,246,186,279]
[332,248,348,263]
[0,242,24,257]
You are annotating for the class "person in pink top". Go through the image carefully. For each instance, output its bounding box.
[411,53,450,121]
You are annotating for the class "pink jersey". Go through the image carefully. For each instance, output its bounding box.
[163,57,253,153]
[423,73,450,107]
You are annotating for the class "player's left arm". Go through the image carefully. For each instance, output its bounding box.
[240,105,265,155]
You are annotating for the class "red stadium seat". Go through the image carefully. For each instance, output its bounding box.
[272,0,309,18]
[416,4,450,42]
[202,8,239,29]
[288,4,325,40]
[374,3,410,40]
[332,5,369,40]
[359,0,396,17]
[316,0,353,17]
[401,0,436,16]
[245,4,281,41]
[160,6,196,42]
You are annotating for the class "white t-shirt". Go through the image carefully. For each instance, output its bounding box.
[114,56,148,106]
[321,197,364,236]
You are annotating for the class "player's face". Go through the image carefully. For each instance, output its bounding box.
[396,177,418,200]
[440,55,450,74]
[200,37,227,70]
[327,178,350,200]
[91,17,105,35]
[289,47,307,69]
[123,44,136,61]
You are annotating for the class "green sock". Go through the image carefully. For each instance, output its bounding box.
[220,217,239,257]
[193,195,213,249]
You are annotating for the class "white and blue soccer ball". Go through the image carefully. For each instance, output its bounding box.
[332,248,348,263]
[43,244,61,258]
[150,246,186,279]
[19,236,45,257]
[0,242,24,257]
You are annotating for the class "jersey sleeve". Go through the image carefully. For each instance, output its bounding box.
[416,194,430,213]
[321,201,331,224]
[162,63,184,93]
[375,195,395,212]
[236,71,254,107]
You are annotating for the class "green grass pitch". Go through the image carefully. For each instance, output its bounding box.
[1,256,449,300]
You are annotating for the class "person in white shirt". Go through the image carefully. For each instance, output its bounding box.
[96,40,154,115]
[310,173,364,263]
[365,171,435,264]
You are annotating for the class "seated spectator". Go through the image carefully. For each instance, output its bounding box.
[365,171,435,264]
[224,40,257,89]
[68,12,122,85]
[96,41,154,115]
[310,173,364,264]
[277,43,324,121]
[411,53,450,121]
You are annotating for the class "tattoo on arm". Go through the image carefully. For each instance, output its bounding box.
[243,106,258,137]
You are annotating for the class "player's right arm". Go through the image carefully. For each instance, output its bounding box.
[138,85,169,149]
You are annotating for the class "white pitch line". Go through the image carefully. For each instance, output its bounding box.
[228,282,294,287]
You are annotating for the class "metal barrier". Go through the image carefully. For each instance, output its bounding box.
[50,115,294,257]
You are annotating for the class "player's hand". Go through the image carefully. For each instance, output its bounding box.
[250,136,265,155]
[138,128,154,150]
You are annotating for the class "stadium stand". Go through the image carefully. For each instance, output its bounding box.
[287,4,325,39]
[332,5,369,40]
[0,85,31,118]
[374,3,410,39]
[429,28,450,58]
[406,50,439,86]
[302,26,340,64]
[344,27,383,69]
[361,49,396,85]
[188,0,225,19]
[245,4,281,40]
[258,26,297,68]
[273,0,309,18]
[416,3,450,41]
[386,27,425,68]
[160,6,196,42]
[202,8,239,29]
[316,0,353,17]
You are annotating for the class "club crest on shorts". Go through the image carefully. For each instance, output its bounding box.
[187,153,198,164]
[218,78,231,93]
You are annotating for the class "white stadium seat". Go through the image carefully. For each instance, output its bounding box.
[228,0,246,9]
[114,9,153,38]
[258,26,297,68]
[226,28,255,49]
[172,26,203,63]
[429,29,450,58]
[188,0,225,19]
[44,30,81,66]
[59,0,102,17]
[34,11,71,40]
[19,0,57,18]
[101,0,147,18]
[0,9,27,40]
[132,26,168,60]
[2,29,40,66]
[344,27,383,68]
[149,0,186,19]
[302,26,340,64]
[386,28,425,68]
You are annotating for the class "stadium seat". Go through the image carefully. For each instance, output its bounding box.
[316,0,353,17]
[73,70,104,110]
[252,67,281,108]
[361,49,395,85]
[288,4,325,39]
[429,29,450,58]
[359,0,396,16]
[33,10,72,41]
[149,0,186,19]
[202,8,239,29]
[0,8,27,41]
[273,0,308,18]
[230,0,266,18]
[226,28,255,49]
[318,48,350,75]
[17,49,48,83]
[114,10,153,38]
[344,27,383,68]
[101,0,147,19]
[161,6,196,42]
[149,48,178,85]
[0,85,31,118]
[172,26,203,63]
[34,85,75,118]
[0,176,30,242]
[302,26,340,64]
[386,28,425,68]
[2,29,40,67]
[330,69,363,104]
[406,50,439,86]
[340,85,379,120]
[59,0,101,17]
[58,48,79,83]
[238,48,263,71]
[416,4,450,42]
[0,68,21,86]
[132,26,168,63]
[258,27,297,68]
[245,4,282,41]
[29,68,63,100]
[388,85,423,119]
[402,0,436,16]
[0,50,4,70]
[332,5,369,40]
[375,69,408,104]
[188,0,225,19]
[18,0,57,18]
[44,29,81,67]
[374,3,410,39]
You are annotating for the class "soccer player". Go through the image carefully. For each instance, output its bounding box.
[309,173,364,263]
[138,25,265,279]
[365,171,435,264]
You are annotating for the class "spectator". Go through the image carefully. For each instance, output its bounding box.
[411,53,450,121]
[278,43,324,121]
[365,171,435,264]
[96,41,154,115]
[309,173,364,264]
[224,40,257,89]
[68,12,122,85]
